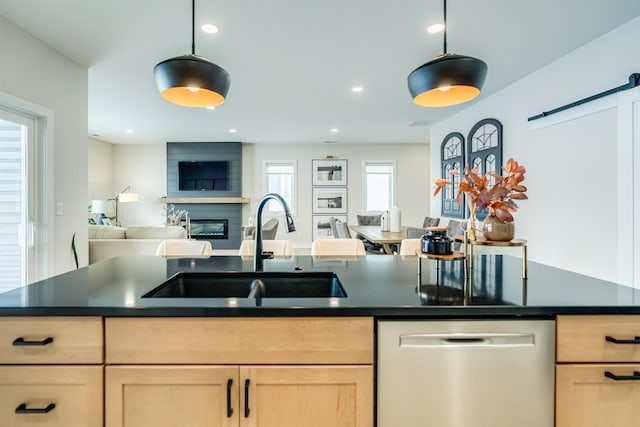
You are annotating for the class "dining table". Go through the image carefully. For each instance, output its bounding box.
[349,225,407,254]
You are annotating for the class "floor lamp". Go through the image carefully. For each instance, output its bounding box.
[114,186,139,226]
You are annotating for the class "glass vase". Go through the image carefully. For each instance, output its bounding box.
[482,215,515,241]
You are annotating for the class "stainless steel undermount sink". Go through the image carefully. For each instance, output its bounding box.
[141,271,347,299]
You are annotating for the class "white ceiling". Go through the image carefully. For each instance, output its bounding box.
[1,0,639,145]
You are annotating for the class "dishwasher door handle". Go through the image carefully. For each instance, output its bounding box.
[399,332,535,348]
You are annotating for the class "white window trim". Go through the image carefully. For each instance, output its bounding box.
[262,160,297,216]
[362,160,396,213]
[0,91,54,285]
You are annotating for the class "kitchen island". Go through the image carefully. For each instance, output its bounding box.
[0,254,638,316]
[1,254,640,427]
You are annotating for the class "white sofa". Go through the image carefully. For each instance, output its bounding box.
[88,225,188,264]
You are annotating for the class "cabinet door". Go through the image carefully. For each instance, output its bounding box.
[557,364,640,427]
[0,366,103,427]
[240,365,373,427]
[106,366,239,427]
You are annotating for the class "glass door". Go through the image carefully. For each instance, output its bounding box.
[0,110,35,293]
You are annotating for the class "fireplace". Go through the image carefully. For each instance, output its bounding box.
[189,219,229,240]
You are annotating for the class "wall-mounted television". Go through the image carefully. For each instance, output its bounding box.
[178,161,229,191]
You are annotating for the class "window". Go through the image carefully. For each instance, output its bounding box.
[363,161,395,212]
[466,118,503,220]
[263,161,296,214]
[440,132,465,218]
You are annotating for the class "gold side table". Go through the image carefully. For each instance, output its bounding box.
[456,234,528,278]
[416,250,466,286]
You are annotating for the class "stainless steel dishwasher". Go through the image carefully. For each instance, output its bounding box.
[378,320,555,427]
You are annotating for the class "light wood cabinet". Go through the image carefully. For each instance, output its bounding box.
[556,315,640,427]
[106,366,239,427]
[105,317,374,427]
[0,366,103,427]
[0,317,104,426]
[0,316,103,364]
[105,364,372,427]
[241,365,372,427]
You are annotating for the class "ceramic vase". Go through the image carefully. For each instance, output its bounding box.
[482,215,515,241]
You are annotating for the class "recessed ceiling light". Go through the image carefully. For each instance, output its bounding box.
[351,86,364,92]
[229,129,237,133]
[330,128,339,133]
[427,23,445,33]
[125,129,133,133]
[201,24,219,34]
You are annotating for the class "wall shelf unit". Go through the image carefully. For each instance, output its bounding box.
[160,197,250,204]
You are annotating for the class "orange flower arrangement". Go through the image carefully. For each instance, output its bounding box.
[434,158,528,237]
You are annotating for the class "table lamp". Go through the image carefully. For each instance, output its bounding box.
[91,200,111,225]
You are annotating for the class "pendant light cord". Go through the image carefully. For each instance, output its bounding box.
[191,0,196,55]
[443,0,447,54]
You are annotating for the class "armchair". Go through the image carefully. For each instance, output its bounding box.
[246,218,279,240]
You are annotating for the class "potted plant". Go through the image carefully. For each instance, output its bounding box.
[434,157,527,241]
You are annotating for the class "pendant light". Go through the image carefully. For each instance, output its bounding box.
[408,0,487,107]
[154,0,230,108]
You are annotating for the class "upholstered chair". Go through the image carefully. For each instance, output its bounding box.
[155,240,213,257]
[357,214,382,226]
[238,239,294,257]
[311,238,366,256]
[422,217,441,228]
[399,239,421,256]
[249,217,279,240]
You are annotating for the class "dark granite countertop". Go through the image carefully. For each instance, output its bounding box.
[0,254,639,318]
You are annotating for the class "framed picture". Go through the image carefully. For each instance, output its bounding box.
[312,187,347,214]
[312,159,347,186]
[312,215,348,240]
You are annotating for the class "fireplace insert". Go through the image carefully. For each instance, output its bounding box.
[189,219,228,240]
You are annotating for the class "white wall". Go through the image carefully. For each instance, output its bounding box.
[112,144,167,226]
[88,137,114,201]
[0,15,88,275]
[243,143,429,245]
[430,16,640,284]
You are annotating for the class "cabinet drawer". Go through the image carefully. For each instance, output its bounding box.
[0,317,103,364]
[557,315,640,362]
[0,366,103,427]
[106,317,373,364]
[556,364,640,427]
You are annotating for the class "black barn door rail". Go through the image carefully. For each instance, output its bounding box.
[528,73,640,122]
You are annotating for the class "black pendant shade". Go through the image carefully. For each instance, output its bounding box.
[408,53,487,107]
[154,0,230,108]
[408,0,487,107]
[154,54,230,108]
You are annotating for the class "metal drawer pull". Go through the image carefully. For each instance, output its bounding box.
[226,379,233,418]
[12,337,54,346]
[244,379,250,418]
[15,403,56,414]
[604,371,640,381]
[605,336,640,344]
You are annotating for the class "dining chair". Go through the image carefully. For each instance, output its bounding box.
[238,239,294,256]
[406,226,428,239]
[422,216,441,228]
[356,214,382,226]
[311,239,366,256]
[399,239,421,256]
[155,239,213,256]
[446,220,463,251]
